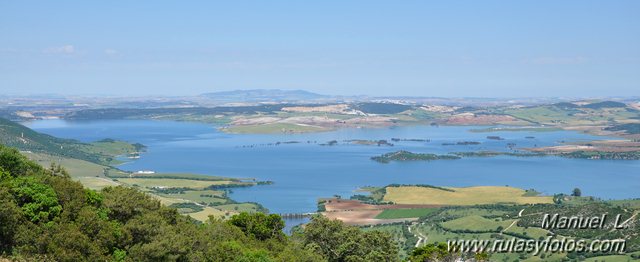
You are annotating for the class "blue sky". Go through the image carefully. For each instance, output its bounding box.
[1,1,638,97]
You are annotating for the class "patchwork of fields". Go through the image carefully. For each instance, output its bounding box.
[323,185,640,261]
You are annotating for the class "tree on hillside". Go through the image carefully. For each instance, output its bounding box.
[300,215,399,261]
[228,212,285,241]
[409,243,457,262]
[572,188,582,197]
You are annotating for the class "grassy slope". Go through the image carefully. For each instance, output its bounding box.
[383,186,553,205]
[437,208,510,220]
[505,106,575,123]
[503,104,640,127]
[440,215,513,231]
[23,152,120,190]
[503,224,549,239]
[158,190,228,205]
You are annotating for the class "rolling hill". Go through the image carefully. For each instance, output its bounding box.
[0,117,143,165]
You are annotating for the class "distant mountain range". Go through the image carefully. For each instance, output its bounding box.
[200,89,329,102]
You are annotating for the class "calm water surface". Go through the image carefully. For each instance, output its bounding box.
[25,120,640,217]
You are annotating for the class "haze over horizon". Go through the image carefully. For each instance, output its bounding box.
[1,1,639,97]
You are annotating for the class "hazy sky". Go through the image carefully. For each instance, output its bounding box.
[1,1,638,97]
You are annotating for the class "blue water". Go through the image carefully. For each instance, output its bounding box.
[24,119,640,217]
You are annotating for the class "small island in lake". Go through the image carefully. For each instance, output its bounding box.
[347,139,394,146]
[371,150,460,163]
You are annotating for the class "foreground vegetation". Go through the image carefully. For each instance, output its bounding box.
[0,144,403,261]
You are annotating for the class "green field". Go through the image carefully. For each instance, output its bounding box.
[158,190,228,205]
[375,208,439,219]
[23,152,120,189]
[503,106,577,124]
[502,105,640,127]
[438,207,510,218]
[503,224,550,239]
[24,152,106,177]
[440,215,514,232]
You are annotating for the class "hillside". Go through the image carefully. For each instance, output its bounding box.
[0,118,143,165]
[605,123,640,134]
[581,101,628,109]
[501,101,638,126]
